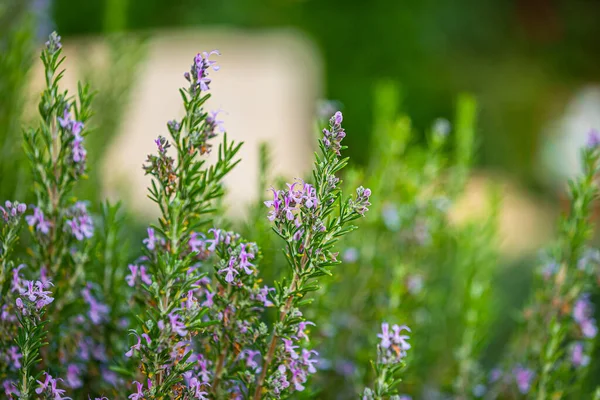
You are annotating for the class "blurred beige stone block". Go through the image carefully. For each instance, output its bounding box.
[450,172,555,259]
[30,29,322,219]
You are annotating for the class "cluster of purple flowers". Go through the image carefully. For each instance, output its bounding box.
[36,372,70,399]
[351,186,372,216]
[218,242,258,283]
[322,111,346,156]
[270,336,318,395]
[58,105,87,170]
[573,294,598,338]
[264,180,319,224]
[0,200,26,224]
[125,264,152,287]
[184,50,220,92]
[377,322,411,365]
[66,202,94,241]
[16,279,54,316]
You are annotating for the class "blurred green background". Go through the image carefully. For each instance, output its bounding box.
[48,0,600,185]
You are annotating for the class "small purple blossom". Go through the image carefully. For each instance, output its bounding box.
[573,294,598,338]
[26,207,51,234]
[125,333,151,357]
[6,346,22,369]
[128,380,144,400]
[242,349,261,369]
[66,364,82,389]
[168,311,188,336]
[3,379,19,396]
[126,264,152,287]
[283,338,299,360]
[219,258,239,283]
[571,342,590,368]
[0,200,26,223]
[81,286,109,324]
[35,372,69,399]
[296,320,315,341]
[143,227,159,251]
[513,365,534,394]
[66,202,94,240]
[587,129,600,148]
[187,50,220,92]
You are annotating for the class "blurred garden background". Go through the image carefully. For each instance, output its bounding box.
[3,0,600,226]
[3,0,600,397]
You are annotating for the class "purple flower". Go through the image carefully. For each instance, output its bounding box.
[19,280,54,313]
[126,334,142,358]
[377,322,411,364]
[342,247,359,263]
[513,366,534,394]
[66,202,93,241]
[254,286,274,307]
[391,324,411,351]
[571,342,590,367]
[296,321,315,341]
[588,129,600,148]
[197,354,212,383]
[188,50,220,92]
[238,243,255,274]
[128,380,144,400]
[35,372,69,399]
[6,346,22,369]
[301,349,319,374]
[283,338,299,360]
[143,227,158,251]
[71,136,87,164]
[81,286,109,324]
[3,379,19,396]
[126,265,152,287]
[26,207,51,234]
[189,377,209,399]
[378,323,392,348]
[206,109,226,134]
[573,294,598,338]
[66,364,82,389]
[265,188,283,221]
[189,232,207,253]
[242,349,261,369]
[219,258,239,283]
[202,291,215,308]
[489,368,503,383]
[168,311,188,336]
[126,265,139,287]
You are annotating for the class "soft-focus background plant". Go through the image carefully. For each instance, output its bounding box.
[2,0,600,398]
